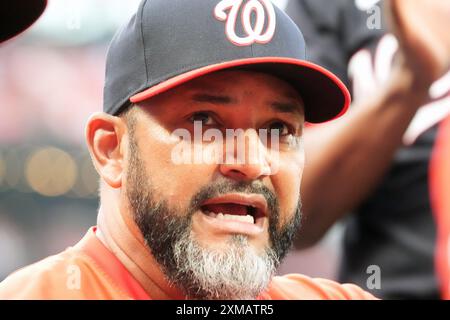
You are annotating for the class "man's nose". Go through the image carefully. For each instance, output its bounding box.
[219,129,273,182]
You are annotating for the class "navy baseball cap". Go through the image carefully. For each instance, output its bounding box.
[0,0,47,43]
[104,0,350,123]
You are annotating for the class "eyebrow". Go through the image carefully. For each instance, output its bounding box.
[191,93,304,116]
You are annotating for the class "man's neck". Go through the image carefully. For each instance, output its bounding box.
[95,193,185,300]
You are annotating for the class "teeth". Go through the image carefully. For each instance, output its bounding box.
[203,210,255,224]
[218,213,254,224]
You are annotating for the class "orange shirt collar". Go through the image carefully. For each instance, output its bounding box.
[75,226,151,300]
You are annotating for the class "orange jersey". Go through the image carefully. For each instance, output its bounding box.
[0,227,376,300]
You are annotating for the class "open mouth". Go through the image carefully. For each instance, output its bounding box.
[200,194,268,226]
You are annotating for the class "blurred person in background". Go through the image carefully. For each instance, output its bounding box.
[285,0,450,299]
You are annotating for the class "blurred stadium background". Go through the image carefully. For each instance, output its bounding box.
[0,0,341,281]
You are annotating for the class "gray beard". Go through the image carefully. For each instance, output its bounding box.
[172,231,278,300]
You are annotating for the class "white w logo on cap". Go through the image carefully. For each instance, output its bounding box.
[214,0,277,46]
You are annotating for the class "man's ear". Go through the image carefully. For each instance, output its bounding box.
[85,112,127,189]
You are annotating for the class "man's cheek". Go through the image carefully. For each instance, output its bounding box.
[150,161,215,207]
[272,163,302,217]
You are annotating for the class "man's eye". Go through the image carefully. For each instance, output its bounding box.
[267,121,292,136]
[189,112,216,126]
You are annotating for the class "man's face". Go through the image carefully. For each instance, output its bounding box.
[124,70,305,299]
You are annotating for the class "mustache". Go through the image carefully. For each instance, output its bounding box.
[189,178,279,218]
